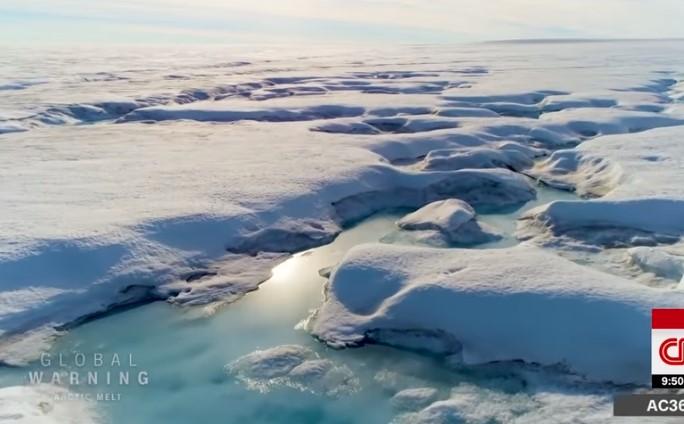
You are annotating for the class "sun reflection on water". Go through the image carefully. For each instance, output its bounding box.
[269,254,307,284]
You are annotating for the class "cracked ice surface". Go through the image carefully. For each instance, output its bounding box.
[2,41,684,381]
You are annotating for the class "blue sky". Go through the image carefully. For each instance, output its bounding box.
[1,0,683,44]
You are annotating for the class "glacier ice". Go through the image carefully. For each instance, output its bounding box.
[2,42,684,414]
[311,243,684,384]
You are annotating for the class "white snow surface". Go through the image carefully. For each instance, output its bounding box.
[520,126,684,248]
[0,384,100,424]
[0,327,62,366]
[394,383,665,424]
[529,125,684,198]
[628,246,684,283]
[311,243,684,384]
[2,41,684,364]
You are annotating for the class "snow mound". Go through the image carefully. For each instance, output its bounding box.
[521,126,684,248]
[440,90,573,118]
[419,146,534,172]
[518,199,684,248]
[311,243,684,384]
[540,94,618,112]
[442,90,567,106]
[530,126,684,198]
[526,149,621,196]
[0,384,100,424]
[229,219,341,254]
[539,108,684,139]
[391,387,440,411]
[398,199,475,231]
[225,345,359,396]
[332,167,536,225]
[397,199,501,245]
[628,246,684,283]
[480,102,541,118]
[440,89,670,123]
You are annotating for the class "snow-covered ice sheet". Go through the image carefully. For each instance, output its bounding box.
[0,121,535,357]
[2,40,684,372]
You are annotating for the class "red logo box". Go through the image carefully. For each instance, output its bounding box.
[652,309,684,388]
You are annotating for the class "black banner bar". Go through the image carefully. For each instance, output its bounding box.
[652,374,684,389]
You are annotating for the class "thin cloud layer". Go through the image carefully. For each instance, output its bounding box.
[1,0,683,43]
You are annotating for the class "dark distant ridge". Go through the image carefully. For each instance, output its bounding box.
[485,38,684,44]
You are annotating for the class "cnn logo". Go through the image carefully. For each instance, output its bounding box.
[659,338,684,366]
[652,309,684,383]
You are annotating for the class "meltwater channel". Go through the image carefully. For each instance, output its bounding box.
[1,185,601,424]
